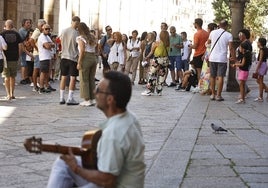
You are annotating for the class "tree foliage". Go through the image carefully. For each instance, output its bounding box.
[212,0,268,36]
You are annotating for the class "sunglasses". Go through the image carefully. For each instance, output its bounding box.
[95,87,112,95]
[106,28,112,32]
[44,28,51,31]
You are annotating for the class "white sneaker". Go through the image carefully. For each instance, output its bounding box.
[191,87,200,93]
[37,83,40,87]
[141,90,152,96]
[79,100,91,106]
[30,82,34,87]
[90,99,96,106]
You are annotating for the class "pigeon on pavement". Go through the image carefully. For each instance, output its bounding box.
[211,123,228,133]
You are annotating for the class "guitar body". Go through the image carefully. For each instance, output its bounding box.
[24,129,102,170]
[81,129,102,169]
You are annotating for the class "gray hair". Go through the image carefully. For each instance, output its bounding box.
[37,19,46,27]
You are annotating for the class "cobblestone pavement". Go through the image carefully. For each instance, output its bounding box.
[0,67,268,188]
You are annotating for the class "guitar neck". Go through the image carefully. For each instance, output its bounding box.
[41,144,86,156]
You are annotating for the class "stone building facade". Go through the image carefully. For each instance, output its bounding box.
[0,0,214,37]
[0,0,60,34]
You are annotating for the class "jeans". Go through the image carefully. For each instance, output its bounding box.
[47,157,102,188]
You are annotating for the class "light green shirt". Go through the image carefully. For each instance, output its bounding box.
[97,111,145,188]
[169,33,182,56]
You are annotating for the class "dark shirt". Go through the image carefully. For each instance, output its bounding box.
[237,40,252,65]
[257,47,268,62]
[239,51,251,71]
[145,42,153,59]
[1,30,22,61]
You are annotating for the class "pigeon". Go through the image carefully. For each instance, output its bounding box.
[211,123,228,133]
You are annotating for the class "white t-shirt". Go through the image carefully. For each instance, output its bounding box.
[181,40,192,60]
[76,36,96,53]
[209,28,233,63]
[38,33,53,61]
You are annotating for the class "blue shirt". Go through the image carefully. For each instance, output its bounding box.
[100,35,111,55]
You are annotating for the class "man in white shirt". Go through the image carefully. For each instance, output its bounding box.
[47,71,145,188]
[208,20,235,101]
[38,24,55,93]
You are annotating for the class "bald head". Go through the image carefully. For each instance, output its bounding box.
[5,20,14,30]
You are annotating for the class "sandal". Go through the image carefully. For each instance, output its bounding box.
[254,97,263,102]
[235,99,245,104]
[210,95,215,100]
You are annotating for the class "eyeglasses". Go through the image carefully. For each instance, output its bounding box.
[44,28,50,31]
[95,87,112,95]
[106,28,112,32]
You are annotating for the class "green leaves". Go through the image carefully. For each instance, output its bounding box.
[212,0,268,36]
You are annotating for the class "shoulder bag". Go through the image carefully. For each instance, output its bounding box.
[209,30,225,56]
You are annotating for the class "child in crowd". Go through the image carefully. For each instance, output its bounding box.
[231,42,252,104]
[254,37,268,102]
[49,34,58,82]
[175,61,198,91]
[23,29,34,86]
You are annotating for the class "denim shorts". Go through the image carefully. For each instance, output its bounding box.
[34,55,40,68]
[20,52,27,67]
[169,55,182,71]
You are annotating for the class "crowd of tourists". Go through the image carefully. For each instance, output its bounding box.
[0,16,268,105]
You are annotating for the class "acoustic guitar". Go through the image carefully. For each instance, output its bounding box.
[24,129,102,169]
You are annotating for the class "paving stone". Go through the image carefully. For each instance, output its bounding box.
[0,69,268,188]
[232,159,268,167]
[247,183,268,188]
[180,177,246,188]
[234,166,268,174]
[186,165,236,177]
[190,158,231,166]
[191,150,224,159]
[240,174,268,183]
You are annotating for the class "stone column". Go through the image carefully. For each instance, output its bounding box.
[227,0,249,92]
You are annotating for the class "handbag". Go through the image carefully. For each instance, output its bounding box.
[252,72,258,79]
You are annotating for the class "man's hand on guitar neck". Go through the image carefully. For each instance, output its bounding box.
[60,148,79,173]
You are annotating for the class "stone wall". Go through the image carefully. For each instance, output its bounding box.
[0,0,59,34]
